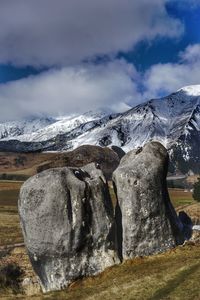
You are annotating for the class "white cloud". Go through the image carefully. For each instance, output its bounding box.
[1,43,200,122]
[180,44,200,63]
[143,44,200,99]
[0,0,183,67]
[0,60,142,121]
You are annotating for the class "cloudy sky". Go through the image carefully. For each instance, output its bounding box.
[0,0,200,121]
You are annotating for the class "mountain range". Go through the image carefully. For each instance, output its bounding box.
[0,85,200,174]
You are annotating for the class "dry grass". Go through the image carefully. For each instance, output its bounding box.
[11,244,198,300]
[0,206,23,246]
[0,246,40,298]
[168,188,195,208]
[187,175,199,184]
[0,244,199,299]
[0,181,23,246]
[0,181,23,191]
[176,203,200,225]
[0,179,200,299]
[0,152,57,180]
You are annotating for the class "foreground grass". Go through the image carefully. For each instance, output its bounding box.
[0,181,199,299]
[0,244,199,300]
[11,244,197,300]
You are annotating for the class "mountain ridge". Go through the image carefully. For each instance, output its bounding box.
[0,85,200,173]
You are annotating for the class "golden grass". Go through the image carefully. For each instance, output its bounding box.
[0,206,23,246]
[187,175,199,184]
[3,160,53,176]
[0,152,57,174]
[0,181,199,299]
[176,203,200,225]
[11,244,198,300]
[0,181,23,246]
[168,188,195,208]
[0,181,23,191]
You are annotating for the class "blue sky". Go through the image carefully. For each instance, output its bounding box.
[1,1,200,82]
[121,4,200,71]
[0,0,200,121]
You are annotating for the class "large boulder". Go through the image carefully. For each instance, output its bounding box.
[18,163,120,292]
[113,142,184,260]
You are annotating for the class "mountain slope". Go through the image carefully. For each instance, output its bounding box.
[0,85,200,173]
[0,111,106,142]
[0,117,55,140]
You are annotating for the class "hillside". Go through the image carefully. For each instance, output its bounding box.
[0,85,200,173]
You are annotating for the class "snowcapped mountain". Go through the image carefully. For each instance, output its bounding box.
[0,117,55,140]
[71,87,200,152]
[0,111,106,142]
[0,85,200,173]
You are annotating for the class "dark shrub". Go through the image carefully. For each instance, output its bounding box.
[0,263,23,293]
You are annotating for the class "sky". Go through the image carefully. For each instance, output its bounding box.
[0,0,200,121]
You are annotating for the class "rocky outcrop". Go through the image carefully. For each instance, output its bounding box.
[113,142,184,260]
[111,146,125,160]
[37,145,120,180]
[18,163,120,292]
[19,141,188,293]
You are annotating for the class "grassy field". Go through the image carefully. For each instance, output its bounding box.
[41,245,200,300]
[1,244,199,300]
[0,152,57,174]
[0,180,199,299]
[168,188,195,208]
[0,181,23,246]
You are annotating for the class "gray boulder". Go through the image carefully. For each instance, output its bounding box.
[113,142,184,260]
[18,163,120,292]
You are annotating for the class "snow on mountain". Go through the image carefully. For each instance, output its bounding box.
[0,117,55,140]
[0,84,200,173]
[71,87,200,152]
[0,111,106,142]
[178,84,200,96]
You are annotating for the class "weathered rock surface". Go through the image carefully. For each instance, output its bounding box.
[190,227,200,244]
[18,163,119,292]
[113,142,184,260]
